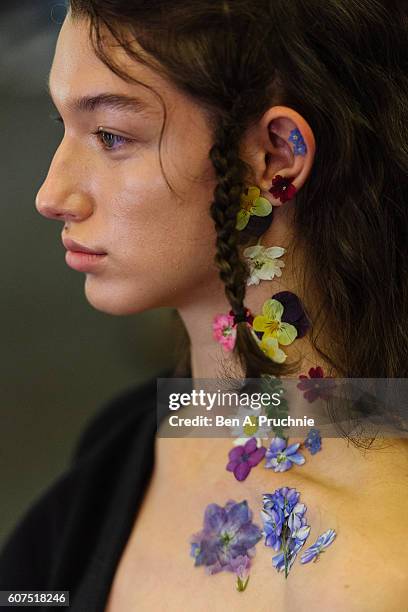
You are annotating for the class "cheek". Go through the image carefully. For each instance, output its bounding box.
[95,157,219,301]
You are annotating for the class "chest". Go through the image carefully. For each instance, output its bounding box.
[104,469,407,612]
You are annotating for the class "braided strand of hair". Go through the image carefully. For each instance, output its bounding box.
[209,114,302,379]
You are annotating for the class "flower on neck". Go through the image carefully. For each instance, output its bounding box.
[297,366,336,402]
[243,244,286,286]
[252,298,298,346]
[212,312,237,351]
[264,437,306,472]
[226,437,266,481]
[236,186,273,231]
[304,427,322,454]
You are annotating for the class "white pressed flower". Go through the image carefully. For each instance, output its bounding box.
[244,244,286,286]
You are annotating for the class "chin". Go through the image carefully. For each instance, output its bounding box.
[83,278,155,316]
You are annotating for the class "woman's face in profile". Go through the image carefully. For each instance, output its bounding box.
[36,14,221,315]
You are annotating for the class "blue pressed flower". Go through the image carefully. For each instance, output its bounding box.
[263,487,299,518]
[260,507,284,551]
[304,427,322,455]
[190,499,263,575]
[264,437,306,472]
[262,487,311,578]
[289,128,307,156]
[272,537,305,573]
[300,528,337,564]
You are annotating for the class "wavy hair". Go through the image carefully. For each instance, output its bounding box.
[68,0,408,385]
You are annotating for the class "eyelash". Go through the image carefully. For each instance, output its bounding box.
[49,112,133,151]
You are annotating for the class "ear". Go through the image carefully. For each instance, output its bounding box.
[241,105,316,207]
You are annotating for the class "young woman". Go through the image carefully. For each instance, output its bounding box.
[0,1,407,610]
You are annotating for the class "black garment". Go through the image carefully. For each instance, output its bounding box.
[0,368,177,611]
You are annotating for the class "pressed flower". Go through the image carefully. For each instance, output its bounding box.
[262,487,310,578]
[269,175,297,203]
[272,291,310,338]
[230,554,251,591]
[254,334,288,364]
[212,313,237,352]
[297,366,336,402]
[304,427,322,455]
[230,406,271,442]
[226,437,266,481]
[190,499,263,576]
[236,186,273,231]
[261,506,284,551]
[264,437,306,472]
[288,128,307,156]
[300,528,337,564]
[252,298,298,346]
[243,244,286,286]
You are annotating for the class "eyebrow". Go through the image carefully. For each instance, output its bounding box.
[46,79,153,116]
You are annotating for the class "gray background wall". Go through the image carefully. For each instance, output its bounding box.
[0,1,184,546]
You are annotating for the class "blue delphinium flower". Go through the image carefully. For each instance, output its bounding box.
[304,428,322,455]
[261,487,310,578]
[300,528,337,564]
[265,437,305,472]
[190,499,263,576]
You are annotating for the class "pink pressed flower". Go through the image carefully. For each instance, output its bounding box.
[212,313,237,351]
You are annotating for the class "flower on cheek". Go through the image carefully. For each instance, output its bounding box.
[226,437,266,481]
[243,245,286,286]
[236,186,273,231]
[252,298,298,346]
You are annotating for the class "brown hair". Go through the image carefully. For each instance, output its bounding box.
[68,0,408,384]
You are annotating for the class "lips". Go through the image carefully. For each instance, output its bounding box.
[62,237,107,255]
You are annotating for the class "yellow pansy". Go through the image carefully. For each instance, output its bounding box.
[236,186,273,231]
[258,336,287,364]
[252,298,298,346]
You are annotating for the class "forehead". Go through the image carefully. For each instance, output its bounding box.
[49,14,172,112]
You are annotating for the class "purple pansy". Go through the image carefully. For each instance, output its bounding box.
[300,528,337,564]
[226,437,266,481]
[264,437,305,472]
[272,291,310,338]
[190,499,263,575]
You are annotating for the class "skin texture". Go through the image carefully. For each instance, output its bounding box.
[35,12,321,382]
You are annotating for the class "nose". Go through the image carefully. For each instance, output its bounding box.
[35,142,93,223]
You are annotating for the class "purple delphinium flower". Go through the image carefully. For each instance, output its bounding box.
[264,437,305,472]
[262,487,310,578]
[272,291,310,338]
[230,554,251,591]
[300,528,337,564]
[190,499,263,576]
[304,427,322,455]
[226,437,266,481]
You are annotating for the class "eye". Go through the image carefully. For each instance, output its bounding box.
[48,114,132,152]
[93,127,133,151]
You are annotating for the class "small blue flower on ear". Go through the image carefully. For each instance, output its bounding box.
[289,128,307,155]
